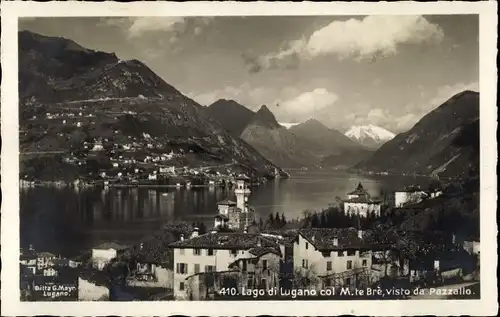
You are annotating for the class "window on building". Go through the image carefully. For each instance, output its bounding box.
[261,278,267,288]
[302,259,308,269]
[242,261,247,272]
[176,263,188,274]
[346,260,352,270]
[322,251,331,257]
[325,279,331,287]
[326,261,332,271]
[347,250,356,256]
[179,249,185,255]
[338,251,344,257]
[247,278,253,288]
[207,248,214,256]
[345,278,351,286]
[230,249,238,256]
[362,259,367,267]
[305,242,309,250]
[179,282,185,291]
[193,249,201,256]
[262,260,268,271]
[194,264,200,274]
[205,265,215,272]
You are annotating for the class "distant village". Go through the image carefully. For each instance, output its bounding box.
[20,175,480,301]
[21,107,286,187]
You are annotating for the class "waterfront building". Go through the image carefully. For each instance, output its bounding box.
[213,175,255,230]
[169,232,282,300]
[343,183,381,217]
[293,227,373,290]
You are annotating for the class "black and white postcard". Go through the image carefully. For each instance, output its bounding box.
[1,1,497,316]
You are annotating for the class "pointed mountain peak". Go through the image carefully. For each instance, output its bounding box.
[252,105,281,128]
[257,104,272,113]
[302,118,329,128]
[210,99,246,108]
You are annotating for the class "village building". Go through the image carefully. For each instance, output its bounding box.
[394,185,428,207]
[408,249,477,285]
[343,183,381,217]
[20,248,38,274]
[169,232,283,300]
[293,227,374,291]
[123,242,174,290]
[463,239,480,255]
[36,252,58,271]
[91,242,129,271]
[213,175,255,230]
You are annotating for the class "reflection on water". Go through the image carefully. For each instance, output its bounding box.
[20,170,431,257]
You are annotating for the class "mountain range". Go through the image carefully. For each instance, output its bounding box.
[18,31,480,180]
[18,30,284,180]
[354,90,479,178]
[205,100,372,168]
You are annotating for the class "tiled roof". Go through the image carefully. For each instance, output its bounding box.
[169,232,279,250]
[52,258,70,266]
[347,189,368,196]
[344,196,382,204]
[217,200,237,206]
[347,183,368,196]
[298,228,374,251]
[398,185,423,193]
[93,242,129,251]
[20,251,37,260]
[248,246,281,257]
[38,252,57,258]
[259,231,297,245]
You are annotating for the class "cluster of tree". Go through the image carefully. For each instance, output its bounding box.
[380,191,479,239]
[256,212,287,229]
[300,207,379,230]
[192,222,208,235]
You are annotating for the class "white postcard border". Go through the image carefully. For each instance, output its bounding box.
[1,1,498,316]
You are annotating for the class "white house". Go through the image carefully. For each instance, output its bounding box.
[463,240,480,255]
[394,185,428,207]
[91,242,128,271]
[343,183,381,217]
[293,228,373,290]
[92,141,104,152]
[20,249,38,274]
[169,232,282,300]
[36,252,58,271]
[42,266,58,277]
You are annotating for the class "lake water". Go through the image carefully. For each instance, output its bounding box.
[20,170,432,257]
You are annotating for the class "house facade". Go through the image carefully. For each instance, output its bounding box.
[343,183,381,217]
[293,228,373,290]
[36,252,58,271]
[394,187,428,207]
[91,242,128,270]
[169,232,282,300]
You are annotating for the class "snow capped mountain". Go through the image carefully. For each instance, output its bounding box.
[279,122,301,129]
[345,124,395,148]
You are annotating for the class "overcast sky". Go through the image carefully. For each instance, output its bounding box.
[20,15,479,132]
